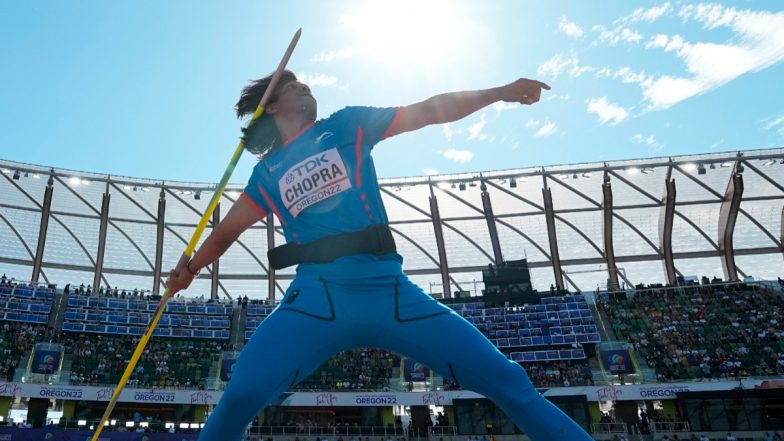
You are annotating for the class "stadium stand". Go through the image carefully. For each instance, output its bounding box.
[601,282,784,381]
[0,279,598,390]
[63,291,232,339]
[450,295,600,363]
[293,349,398,391]
[1,278,784,439]
[0,321,51,382]
[245,302,274,340]
[62,333,228,388]
[0,277,54,325]
[2,148,784,438]
[3,277,782,391]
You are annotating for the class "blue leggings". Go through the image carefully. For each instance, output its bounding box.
[199,271,592,441]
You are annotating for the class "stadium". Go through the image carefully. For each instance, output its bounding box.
[1,147,783,441]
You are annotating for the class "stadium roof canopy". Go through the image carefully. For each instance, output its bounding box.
[1,148,783,299]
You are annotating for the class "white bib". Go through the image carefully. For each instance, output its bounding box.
[279,148,352,217]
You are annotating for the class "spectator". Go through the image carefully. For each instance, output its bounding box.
[602,282,784,380]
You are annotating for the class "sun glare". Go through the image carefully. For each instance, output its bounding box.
[340,0,471,70]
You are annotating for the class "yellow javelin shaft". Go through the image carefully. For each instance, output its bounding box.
[90,28,301,441]
[184,28,301,257]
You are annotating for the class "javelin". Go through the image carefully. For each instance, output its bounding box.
[90,28,302,441]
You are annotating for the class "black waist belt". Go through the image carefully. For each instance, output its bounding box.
[267,224,397,270]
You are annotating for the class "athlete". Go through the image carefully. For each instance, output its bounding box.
[167,71,593,441]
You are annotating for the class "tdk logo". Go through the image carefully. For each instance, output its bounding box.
[290,153,330,177]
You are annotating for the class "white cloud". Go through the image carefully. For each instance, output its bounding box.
[621,28,643,44]
[525,119,558,136]
[643,76,703,109]
[593,65,652,86]
[631,133,663,151]
[621,2,673,24]
[422,168,439,176]
[595,67,613,77]
[493,102,519,115]
[311,45,358,63]
[631,133,656,145]
[467,112,486,140]
[546,93,570,101]
[559,16,584,38]
[586,97,629,126]
[442,149,474,164]
[613,67,652,86]
[664,34,684,52]
[764,115,784,130]
[642,5,784,109]
[679,3,738,29]
[646,34,669,49]
[478,134,491,142]
[592,25,643,46]
[543,5,784,112]
[442,123,453,142]
[764,114,784,135]
[536,122,558,137]
[296,72,338,87]
[537,54,576,78]
[537,54,593,79]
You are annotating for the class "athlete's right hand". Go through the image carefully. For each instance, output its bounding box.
[166,260,197,295]
[500,78,551,106]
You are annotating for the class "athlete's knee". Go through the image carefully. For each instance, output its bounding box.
[503,360,535,388]
[485,360,538,403]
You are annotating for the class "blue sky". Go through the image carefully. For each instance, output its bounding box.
[1,0,783,185]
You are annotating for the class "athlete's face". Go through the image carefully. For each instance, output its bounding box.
[272,80,317,121]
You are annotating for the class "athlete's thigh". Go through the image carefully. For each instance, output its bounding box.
[230,275,353,394]
[376,276,518,389]
[201,277,357,441]
[362,277,591,441]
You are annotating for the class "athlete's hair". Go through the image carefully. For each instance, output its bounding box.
[236,70,297,158]
[235,70,297,118]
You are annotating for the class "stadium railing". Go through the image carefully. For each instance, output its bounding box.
[651,421,690,433]
[589,421,628,434]
[246,425,457,438]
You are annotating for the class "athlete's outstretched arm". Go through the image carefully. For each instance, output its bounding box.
[385,78,550,138]
[166,196,265,294]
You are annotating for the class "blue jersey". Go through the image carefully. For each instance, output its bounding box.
[205,107,594,441]
[242,106,402,266]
